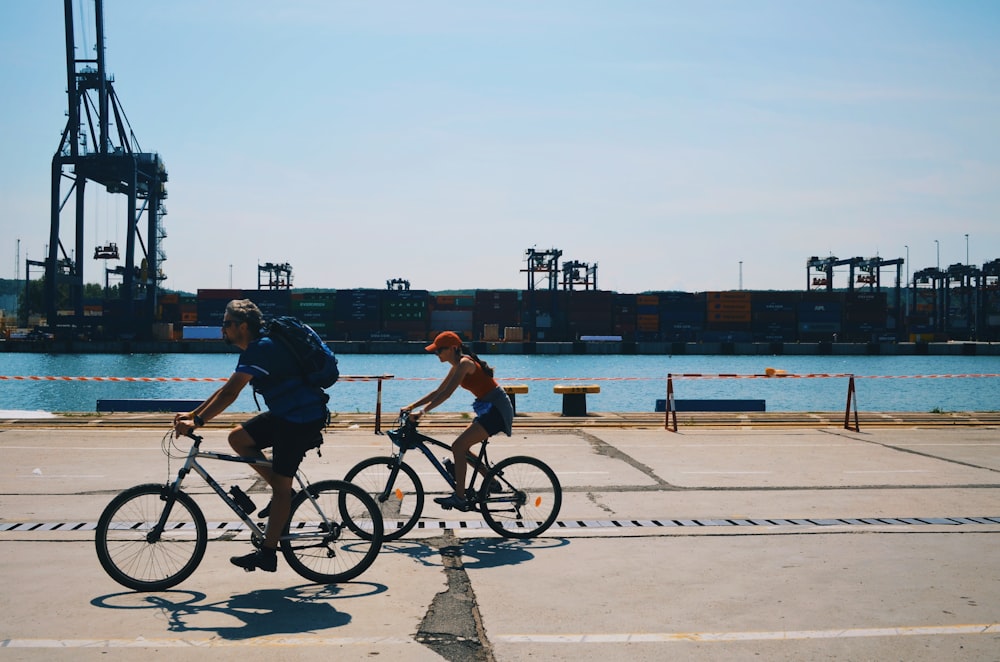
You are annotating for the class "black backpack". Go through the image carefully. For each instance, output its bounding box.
[265,316,340,389]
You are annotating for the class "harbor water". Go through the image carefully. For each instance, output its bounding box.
[1,353,998,415]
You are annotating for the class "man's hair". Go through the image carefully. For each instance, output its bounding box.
[225,299,264,338]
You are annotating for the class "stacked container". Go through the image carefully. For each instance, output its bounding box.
[290,291,337,338]
[566,290,614,338]
[612,293,637,341]
[704,291,751,342]
[635,294,660,341]
[382,289,430,341]
[797,291,844,341]
[474,290,521,339]
[843,291,887,342]
[333,289,382,341]
[660,292,705,342]
[430,294,474,341]
[751,291,800,342]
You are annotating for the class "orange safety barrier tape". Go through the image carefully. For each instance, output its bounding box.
[2,373,999,382]
[0,374,394,382]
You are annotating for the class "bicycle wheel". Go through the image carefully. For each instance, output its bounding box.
[281,479,383,583]
[479,456,562,539]
[344,456,424,541]
[95,483,207,591]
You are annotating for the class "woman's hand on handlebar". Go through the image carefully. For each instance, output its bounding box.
[398,407,423,425]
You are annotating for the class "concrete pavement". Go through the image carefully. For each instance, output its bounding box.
[1,417,998,660]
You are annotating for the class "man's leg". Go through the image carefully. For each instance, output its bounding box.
[229,425,277,484]
[228,424,284,572]
[263,473,294,549]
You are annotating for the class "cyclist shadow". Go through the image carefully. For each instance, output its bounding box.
[91,582,386,640]
[388,536,570,570]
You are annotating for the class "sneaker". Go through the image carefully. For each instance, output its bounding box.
[257,489,296,519]
[434,493,472,512]
[230,548,277,573]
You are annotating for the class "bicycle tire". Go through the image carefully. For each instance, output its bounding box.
[479,456,562,539]
[95,483,207,591]
[344,456,424,541]
[281,479,383,583]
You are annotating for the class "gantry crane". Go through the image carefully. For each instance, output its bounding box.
[44,0,168,337]
[561,260,598,290]
[806,256,865,292]
[258,262,293,290]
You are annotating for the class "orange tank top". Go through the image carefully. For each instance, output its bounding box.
[460,359,498,399]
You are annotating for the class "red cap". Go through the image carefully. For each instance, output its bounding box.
[425,331,462,353]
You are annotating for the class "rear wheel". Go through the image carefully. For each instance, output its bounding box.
[344,457,424,541]
[95,483,207,591]
[281,479,383,583]
[479,456,561,539]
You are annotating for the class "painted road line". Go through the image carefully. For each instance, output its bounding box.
[494,622,1000,643]
[0,636,416,648]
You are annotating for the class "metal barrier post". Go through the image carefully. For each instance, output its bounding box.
[843,375,860,431]
[340,374,394,434]
[665,374,678,432]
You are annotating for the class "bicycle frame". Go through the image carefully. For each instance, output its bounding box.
[152,433,328,544]
[383,419,492,500]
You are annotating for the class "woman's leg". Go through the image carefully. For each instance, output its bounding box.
[451,422,488,499]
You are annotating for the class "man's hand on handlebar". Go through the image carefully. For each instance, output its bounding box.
[173,414,197,438]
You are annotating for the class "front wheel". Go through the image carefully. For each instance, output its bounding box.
[281,479,383,583]
[95,483,207,591]
[344,456,424,541]
[479,456,562,539]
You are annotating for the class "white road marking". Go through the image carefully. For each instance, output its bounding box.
[2,624,996,648]
[495,623,1000,643]
[843,470,930,474]
[682,471,772,475]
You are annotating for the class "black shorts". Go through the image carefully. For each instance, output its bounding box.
[242,412,325,477]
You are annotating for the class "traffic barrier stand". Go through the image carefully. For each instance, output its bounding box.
[664,374,678,432]
[844,375,859,432]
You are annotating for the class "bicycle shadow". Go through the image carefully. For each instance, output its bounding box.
[90,582,386,640]
[386,536,570,570]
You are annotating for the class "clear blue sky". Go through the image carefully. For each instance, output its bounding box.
[2,1,998,295]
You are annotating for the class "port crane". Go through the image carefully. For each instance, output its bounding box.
[43,0,168,337]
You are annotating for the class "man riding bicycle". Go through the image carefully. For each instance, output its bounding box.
[173,299,329,573]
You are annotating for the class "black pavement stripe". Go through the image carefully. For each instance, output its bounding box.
[4,517,1000,532]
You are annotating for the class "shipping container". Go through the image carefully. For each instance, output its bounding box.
[197,289,243,301]
[657,292,705,317]
[636,294,659,307]
[661,309,704,324]
[430,309,474,339]
[432,294,476,310]
[753,309,796,325]
[751,291,801,312]
[335,289,382,321]
[474,297,521,327]
[797,300,842,324]
[383,289,430,321]
[637,314,659,332]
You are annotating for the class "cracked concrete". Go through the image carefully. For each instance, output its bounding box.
[416,532,495,662]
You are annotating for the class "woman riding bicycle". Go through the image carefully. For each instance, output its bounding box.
[402,331,514,510]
